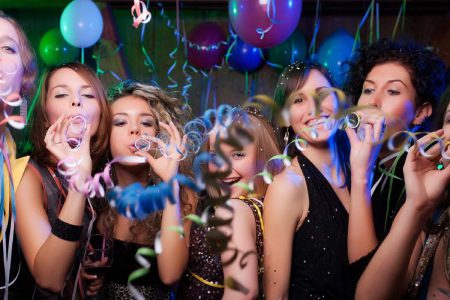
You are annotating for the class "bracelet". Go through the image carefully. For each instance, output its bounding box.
[51,218,83,242]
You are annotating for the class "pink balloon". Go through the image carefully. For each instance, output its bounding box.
[187,22,228,70]
[229,0,302,49]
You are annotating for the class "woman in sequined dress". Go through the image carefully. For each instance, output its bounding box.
[355,86,450,300]
[177,107,282,300]
[94,81,197,299]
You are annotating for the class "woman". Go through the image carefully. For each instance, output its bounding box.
[355,86,450,299]
[263,61,356,299]
[15,62,110,298]
[177,107,282,299]
[344,39,447,278]
[0,11,37,299]
[95,80,196,299]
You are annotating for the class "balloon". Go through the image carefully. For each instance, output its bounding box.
[229,0,302,49]
[266,29,307,69]
[228,38,263,73]
[60,0,103,48]
[39,28,78,66]
[317,29,355,86]
[187,22,227,70]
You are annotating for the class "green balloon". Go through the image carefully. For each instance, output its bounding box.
[39,28,78,66]
[266,29,308,69]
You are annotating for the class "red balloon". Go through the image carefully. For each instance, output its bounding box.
[187,22,228,70]
[229,0,302,49]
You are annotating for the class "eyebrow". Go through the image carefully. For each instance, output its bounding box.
[0,36,19,45]
[50,84,92,92]
[364,79,407,87]
[112,112,155,117]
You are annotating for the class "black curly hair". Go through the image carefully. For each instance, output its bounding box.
[344,39,447,115]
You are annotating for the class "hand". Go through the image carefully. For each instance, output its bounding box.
[136,121,187,182]
[346,110,385,179]
[403,129,450,212]
[80,267,104,297]
[44,114,93,174]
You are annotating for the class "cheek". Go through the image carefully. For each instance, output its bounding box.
[45,102,65,125]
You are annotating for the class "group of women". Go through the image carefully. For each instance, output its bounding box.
[1,11,449,300]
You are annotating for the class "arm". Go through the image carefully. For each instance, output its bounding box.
[216,199,259,300]
[157,186,197,284]
[346,116,384,262]
[16,117,93,292]
[263,170,305,300]
[15,165,88,292]
[356,130,450,299]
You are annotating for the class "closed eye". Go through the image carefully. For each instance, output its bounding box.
[1,46,17,54]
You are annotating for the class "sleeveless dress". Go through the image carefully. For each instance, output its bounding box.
[98,239,171,299]
[289,153,352,300]
[177,197,264,299]
[29,159,92,299]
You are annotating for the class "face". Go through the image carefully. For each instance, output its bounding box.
[358,62,418,133]
[110,95,158,160]
[45,68,101,136]
[209,130,258,198]
[286,69,337,144]
[0,18,23,96]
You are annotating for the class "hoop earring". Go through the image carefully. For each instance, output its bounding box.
[284,128,290,146]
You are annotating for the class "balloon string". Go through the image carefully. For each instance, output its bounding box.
[81,48,85,64]
[352,1,373,53]
[369,0,374,44]
[309,0,321,57]
[392,1,406,40]
[376,2,380,41]
[245,71,249,97]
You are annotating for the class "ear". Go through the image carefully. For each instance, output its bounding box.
[412,102,432,125]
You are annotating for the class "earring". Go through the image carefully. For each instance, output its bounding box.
[284,128,290,146]
[20,98,27,125]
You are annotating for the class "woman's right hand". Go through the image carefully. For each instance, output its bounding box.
[403,129,450,212]
[44,114,93,175]
[345,110,385,179]
[80,268,104,297]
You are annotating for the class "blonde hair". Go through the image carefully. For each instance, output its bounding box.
[101,80,193,244]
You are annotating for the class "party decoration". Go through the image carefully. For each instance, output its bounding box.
[131,0,152,29]
[39,28,78,66]
[229,0,302,49]
[60,0,104,48]
[266,29,307,69]
[317,29,355,87]
[228,37,263,73]
[187,22,227,70]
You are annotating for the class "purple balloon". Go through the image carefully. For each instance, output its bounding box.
[229,0,302,49]
[187,22,228,70]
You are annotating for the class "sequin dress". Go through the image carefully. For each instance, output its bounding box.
[289,153,352,300]
[177,197,264,299]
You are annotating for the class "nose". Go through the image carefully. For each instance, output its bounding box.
[71,95,82,107]
[129,122,140,136]
[364,91,381,108]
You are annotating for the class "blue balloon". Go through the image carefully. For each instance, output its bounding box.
[317,29,355,87]
[228,37,263,73]
[266,29,308,69]
[60,0,103,48]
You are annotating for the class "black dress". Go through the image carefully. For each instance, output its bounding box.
[289,153,352,300]
[99,238,171,299]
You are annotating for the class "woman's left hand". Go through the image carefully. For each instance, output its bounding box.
[136,121,187,182]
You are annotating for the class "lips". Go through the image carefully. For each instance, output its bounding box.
[306,116,330,127]
[222,177,241,186]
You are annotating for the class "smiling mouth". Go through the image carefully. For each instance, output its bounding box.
[222,177,241,186]
[306,116,330,127]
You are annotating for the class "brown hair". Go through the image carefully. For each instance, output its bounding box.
[0,11,37,98]
[28,62,110,171]
[101,80,193,244]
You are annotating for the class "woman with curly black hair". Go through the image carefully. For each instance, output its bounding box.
[343,38,447,287]
[355,86,450,300]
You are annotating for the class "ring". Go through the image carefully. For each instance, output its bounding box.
[437,158,445,171]
[345,112,361,129]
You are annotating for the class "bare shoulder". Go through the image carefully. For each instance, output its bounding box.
[265,164,306,205]
[215,198,255,226]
